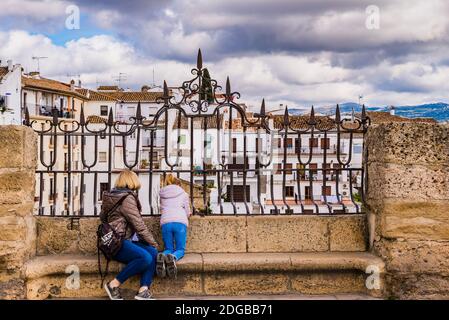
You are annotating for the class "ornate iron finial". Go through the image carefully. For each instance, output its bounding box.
[107,107,114,126]
[283,106,289,126]
[23,106,30,126]
[163,80,170,105]
[309,105,316,125]
[361,104,367,122]
[335,104,341,123]
[79,105,85,126]
[136,101,142,120]
[225,76,231,98]
[260,99,266,117]
[197,48,203,70]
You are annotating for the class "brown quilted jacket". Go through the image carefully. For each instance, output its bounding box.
[100,189,158,248]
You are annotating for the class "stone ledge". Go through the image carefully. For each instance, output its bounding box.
[25,253,203,280]
[25,252,384,280]
[35,215,368,255]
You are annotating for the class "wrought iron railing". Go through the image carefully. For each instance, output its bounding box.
[24,50,370,217]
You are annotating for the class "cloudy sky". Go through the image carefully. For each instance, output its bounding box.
[0,0,448,110]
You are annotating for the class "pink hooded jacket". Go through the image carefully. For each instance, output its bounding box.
[159,184,191,226]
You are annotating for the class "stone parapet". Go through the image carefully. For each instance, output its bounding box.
[0,126,37,299]
[34,214,368,255]
[24,252,384,299]
[366,123,449,299]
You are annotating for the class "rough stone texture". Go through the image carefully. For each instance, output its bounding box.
[25,252,383,299]
[202,253,292,272]
[0,126,37,299]
[365,123,449,166]
[0,126,37,170]
[378,200,449,241]
[187,216,247,253]
[203,273,290,296]
[24,252,384,299]
[35,215,367,255]
[367,163,449,202]
[246,215,329,252]
[366,123,449,299]
[36,218,79,255]
[290,272,367,295]
[329,215,368,251]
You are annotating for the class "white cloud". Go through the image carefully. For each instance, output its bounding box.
[1,29,449,111]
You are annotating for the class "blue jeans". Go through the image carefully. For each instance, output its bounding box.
[162,222,187,261]
[113,240,157,287]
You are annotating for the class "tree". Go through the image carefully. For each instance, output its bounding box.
[200,68,214,103]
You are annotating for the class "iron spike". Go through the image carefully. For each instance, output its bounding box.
[79,105,85,126]
[335,104,341,122]
[260,99,266,117]
[107,107,114,126]
[197,48,203,70]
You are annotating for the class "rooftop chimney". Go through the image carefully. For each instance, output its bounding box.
[70,79,75,91]
[29,71,40,79]
[7,60,13,72]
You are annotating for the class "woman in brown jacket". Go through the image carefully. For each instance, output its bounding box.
[101,170,159,300]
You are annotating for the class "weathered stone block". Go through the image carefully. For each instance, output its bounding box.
[0,278,25,299]
[290,271,367,295]
[247,216,328,252]
[367,163,449,201]
[0,125,36,171]
[385,273,449,299]
[0,203,34,218]
[329,215,367,251]
[366,123,449,166]
[36,218,79,255]
[204,273,289,295]
[375,239,449,275]
[0,170,36,204]
[78,218,99,254]
[377,200,449,241]
[202,253,291,272]
[0,224,26,241]
[187,216,247,253]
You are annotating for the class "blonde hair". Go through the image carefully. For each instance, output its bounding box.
[115,170,141,190]
[164,173,179,186]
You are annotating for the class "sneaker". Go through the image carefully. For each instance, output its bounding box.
[104,282,123,300]
[156,253,166,278]
[165,254,177,279]
[134,289,154,300]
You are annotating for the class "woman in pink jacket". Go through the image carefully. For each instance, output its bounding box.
[156,174,191,278]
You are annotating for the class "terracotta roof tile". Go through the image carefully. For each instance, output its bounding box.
[76,89,117,101]
[0,67,8,80]
[97,85,121,91]
[101,91,164,102]
[86,115,107,124]
[22,76,86,99]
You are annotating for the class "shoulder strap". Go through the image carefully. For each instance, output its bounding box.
[101,192,133,222]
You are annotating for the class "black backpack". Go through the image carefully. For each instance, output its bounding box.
[97,193,131,287]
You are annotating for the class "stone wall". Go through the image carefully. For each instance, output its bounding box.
[0,126,37,299]
[366,123,449,299]
[35,214,368,255]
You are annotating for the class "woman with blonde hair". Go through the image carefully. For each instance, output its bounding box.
[156,173,191,279]
[100,169,159,300]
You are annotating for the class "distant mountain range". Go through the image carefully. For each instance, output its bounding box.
[287,102,449,122]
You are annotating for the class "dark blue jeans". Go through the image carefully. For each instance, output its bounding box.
[113,240,157,287]
[162,222,187,261]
